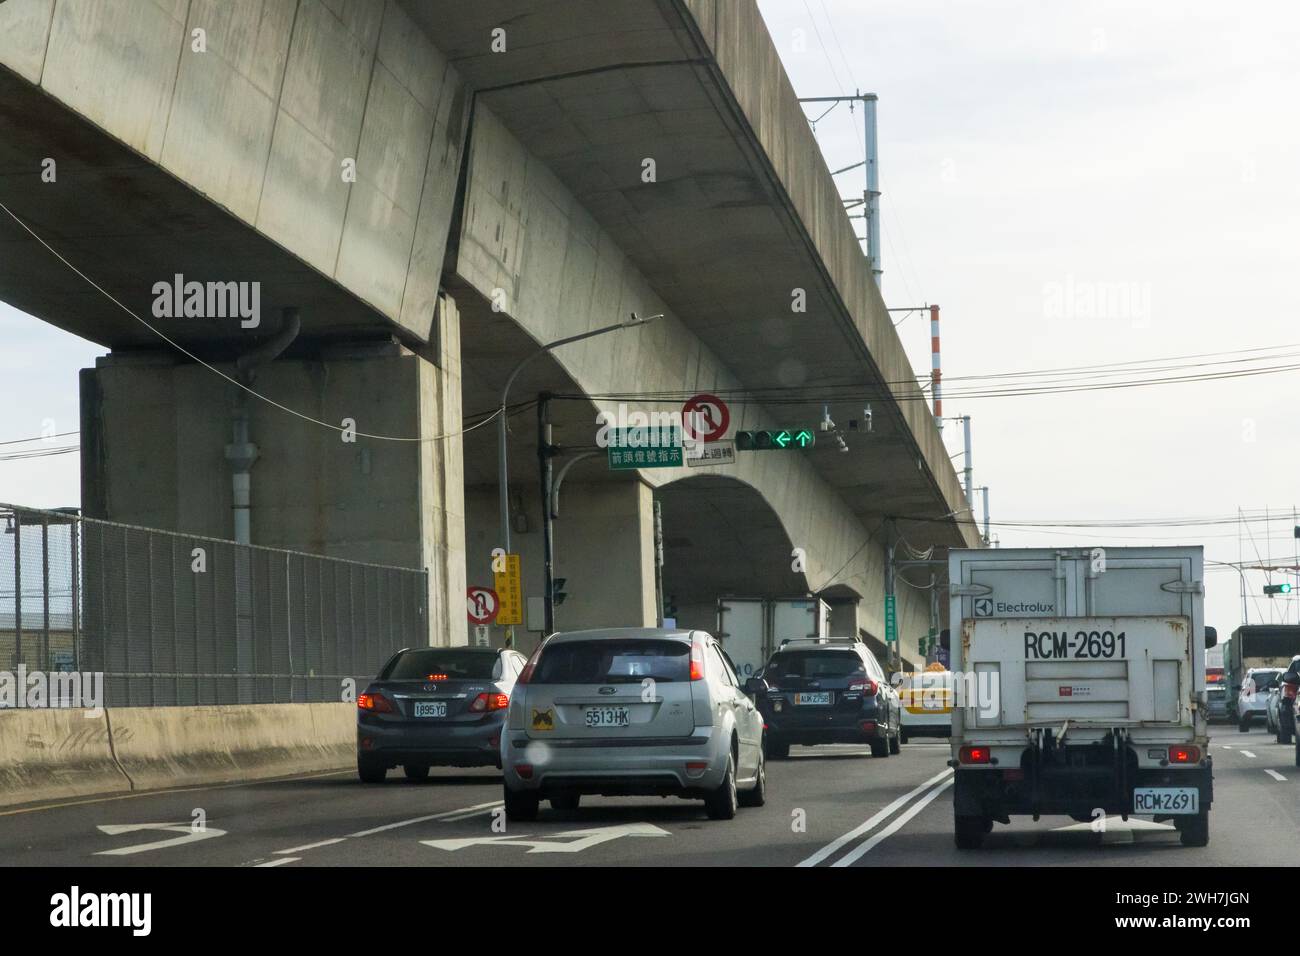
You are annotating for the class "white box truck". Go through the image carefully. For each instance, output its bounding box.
[948,546,1214,849]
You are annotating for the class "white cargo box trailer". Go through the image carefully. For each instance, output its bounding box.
[948,547,1214,849]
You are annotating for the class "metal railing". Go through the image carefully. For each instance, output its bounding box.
[0,504,428,706]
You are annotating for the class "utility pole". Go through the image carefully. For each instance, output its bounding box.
[654,500,665,627]
[537,393,558,635]
[979,486,991,546]
[797,91,881,287]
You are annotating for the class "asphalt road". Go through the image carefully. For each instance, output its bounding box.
[0,726,1293,867]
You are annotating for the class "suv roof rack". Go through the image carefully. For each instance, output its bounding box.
[777,636,863,648]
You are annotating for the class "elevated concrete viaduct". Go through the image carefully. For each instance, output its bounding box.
[0,0,976,665]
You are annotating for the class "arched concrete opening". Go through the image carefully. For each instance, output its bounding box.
[655,474,868,676]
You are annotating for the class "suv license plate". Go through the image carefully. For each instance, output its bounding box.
[414,701,447,718]
[795,692,832,705]
[584,706,629,728]
[1133,787,1198,814]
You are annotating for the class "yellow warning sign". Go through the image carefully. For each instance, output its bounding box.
[494,553,523,626]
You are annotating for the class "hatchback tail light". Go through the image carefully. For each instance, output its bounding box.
[959,745,992,765]
[357,692,395,714]
[848,679,878,695]
[516,645,544,685]
[689,639,705,681]
[1168,745,1201,764]
[469,692,510,713]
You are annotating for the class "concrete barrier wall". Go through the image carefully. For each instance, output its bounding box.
[0,709,129,807]
[0,703,354,808]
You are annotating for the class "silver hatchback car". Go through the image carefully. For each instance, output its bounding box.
[500,628,766,821]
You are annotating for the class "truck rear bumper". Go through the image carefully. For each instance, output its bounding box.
[954,759,1213,821]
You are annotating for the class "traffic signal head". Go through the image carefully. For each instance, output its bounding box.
[735,429,815,450]
[1263,583,1292,596]
[552,577,568,606]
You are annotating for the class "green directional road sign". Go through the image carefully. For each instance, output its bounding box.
[884,594,897,643]
[736,429,816,451]
[607,426,683,470]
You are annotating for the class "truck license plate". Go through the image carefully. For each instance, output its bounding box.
[1133,787,1198,814]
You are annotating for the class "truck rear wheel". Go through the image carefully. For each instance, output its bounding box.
[954,814,987,850]
[1177,809,1209,847]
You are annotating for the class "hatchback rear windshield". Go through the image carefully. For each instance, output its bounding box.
[766,651,865,679]
[385,650,499,681]
[531,639,689,684]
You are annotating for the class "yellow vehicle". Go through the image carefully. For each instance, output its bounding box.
[895,664,954,743]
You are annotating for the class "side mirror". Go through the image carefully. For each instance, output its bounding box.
[1204,626,1217,650]
[744,677,768,696]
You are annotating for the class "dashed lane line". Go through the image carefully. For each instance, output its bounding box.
[1265,769,1287,782]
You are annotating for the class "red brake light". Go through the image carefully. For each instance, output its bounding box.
[959,745,992,765]
[427,673,448,681]
[517,646,543,685]
[469,692,510,713]
[357,692,394,714]
[1168,745,1200,764]
[689,640,705,681]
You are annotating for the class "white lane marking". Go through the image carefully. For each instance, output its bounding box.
[1240,750,1257,759]
[439,806,503,822]
[347,801,502,837]
[1265,769,1287,782]
[94,822,226,856]
[797,767,953,867]
[832,778,954,866]
[254,857,300,867]
[276,838,346,855]
[422,822,669,854]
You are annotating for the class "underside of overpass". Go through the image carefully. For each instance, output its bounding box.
[0,0,974,661]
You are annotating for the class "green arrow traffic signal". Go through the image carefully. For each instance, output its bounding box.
[1264,583,1292,596]
[736,429,816,451]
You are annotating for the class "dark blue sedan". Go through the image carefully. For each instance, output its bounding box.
[357,646,528,782]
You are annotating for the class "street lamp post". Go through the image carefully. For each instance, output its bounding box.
[496,312,661,641]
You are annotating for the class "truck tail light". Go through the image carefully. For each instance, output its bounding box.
[959,745,992,765]
[1168,745,1200,764]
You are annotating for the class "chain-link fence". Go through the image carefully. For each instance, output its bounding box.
[0,504,428,706]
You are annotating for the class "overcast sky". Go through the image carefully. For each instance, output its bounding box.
[3,1,1299,635]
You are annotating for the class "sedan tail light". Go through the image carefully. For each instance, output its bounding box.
[848,679,878,695]
[469,692,510,713]
[357,692,395,714]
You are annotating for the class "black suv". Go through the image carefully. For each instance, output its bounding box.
[747,638,901,758]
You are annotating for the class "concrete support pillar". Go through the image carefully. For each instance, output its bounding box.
[464,479,656,652]
[79,297,466,650]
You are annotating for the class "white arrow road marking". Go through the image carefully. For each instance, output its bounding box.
[1265,769,1287,781]
[832,778,954,866]
[1239,750,1257,758]
[1053,817,1175,844]
[422,822,670,854]
[798,767,953,867]
[95,822,226,856]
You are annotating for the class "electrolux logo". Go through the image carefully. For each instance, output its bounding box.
[974,599,1056,617]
